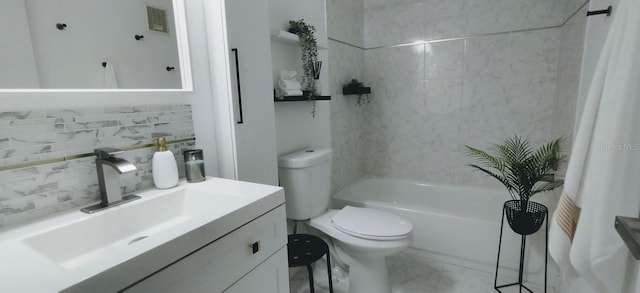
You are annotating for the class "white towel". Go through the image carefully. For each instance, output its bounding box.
[103,63,119,89]
[283,90,303,96]
[275,88,303,98]
[278,79,301,91]
[549,0,640,291]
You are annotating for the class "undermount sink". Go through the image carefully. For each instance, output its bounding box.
[23,184,243,269]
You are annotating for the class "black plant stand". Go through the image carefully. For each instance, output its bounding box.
[494,201,549,293]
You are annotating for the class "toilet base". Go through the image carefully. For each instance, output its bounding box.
[347,256,390,293]
[312,258,349,293]
[312,252,390,293]
[306,210,412,293]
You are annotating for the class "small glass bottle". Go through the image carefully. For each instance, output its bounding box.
[183,149,206,183]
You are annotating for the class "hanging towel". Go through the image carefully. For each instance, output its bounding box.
[549,0,640,292]
[103,63,119,89]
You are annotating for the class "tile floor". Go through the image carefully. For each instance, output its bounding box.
[289,251,552,293]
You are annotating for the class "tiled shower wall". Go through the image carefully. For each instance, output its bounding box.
[0,105,195,228]
[358,0,588,188]
[552,4,589,148]
[327,0,367,194]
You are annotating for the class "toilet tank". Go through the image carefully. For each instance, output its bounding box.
[278,148,332,220]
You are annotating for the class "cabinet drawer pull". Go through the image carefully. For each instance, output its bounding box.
[250,241,260,254]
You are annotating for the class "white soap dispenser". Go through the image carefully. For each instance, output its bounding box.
[152,137,179,189]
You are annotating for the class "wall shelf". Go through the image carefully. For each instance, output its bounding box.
[616,216,640,260]
[342,86,371,95]
[270,30,328,49]
[274,95,331,102]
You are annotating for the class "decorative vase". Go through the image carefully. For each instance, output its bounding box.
[503,200,547,235]
[314,79,321,96]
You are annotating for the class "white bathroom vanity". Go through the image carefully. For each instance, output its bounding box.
[0,177,288,292]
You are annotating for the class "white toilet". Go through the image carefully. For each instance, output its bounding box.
[278,148,413,293]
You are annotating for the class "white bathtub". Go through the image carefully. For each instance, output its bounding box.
[332,176,547,274]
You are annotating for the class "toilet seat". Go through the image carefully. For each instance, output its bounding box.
[309,209,412,251]
[331,206,413,240]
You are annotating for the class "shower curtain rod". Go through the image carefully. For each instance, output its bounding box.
[587,5,612,17]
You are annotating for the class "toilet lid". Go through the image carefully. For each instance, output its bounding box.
[331,206,412,240]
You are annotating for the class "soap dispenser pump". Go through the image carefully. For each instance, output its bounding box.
[152,137,179,189]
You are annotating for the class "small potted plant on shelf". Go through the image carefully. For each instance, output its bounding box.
[288,19,319,100]
[465,135,565,235]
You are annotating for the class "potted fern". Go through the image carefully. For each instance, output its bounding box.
[466,135,565,235]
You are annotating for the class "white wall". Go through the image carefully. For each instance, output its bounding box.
[0,0,40,88]
[269,0,332,156]
[18,0,180,89]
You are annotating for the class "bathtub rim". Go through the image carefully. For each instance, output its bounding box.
[332,175,516,222]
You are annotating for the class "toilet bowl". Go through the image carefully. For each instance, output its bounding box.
[309,208,412,293]
[278,148,413,293]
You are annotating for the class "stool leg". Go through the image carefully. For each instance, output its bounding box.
[306,264,315,293]
[326,250,334,293]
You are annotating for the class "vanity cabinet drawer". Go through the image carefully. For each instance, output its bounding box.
[124,205,287,292]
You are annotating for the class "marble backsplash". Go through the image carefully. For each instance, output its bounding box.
[0,105,195,228]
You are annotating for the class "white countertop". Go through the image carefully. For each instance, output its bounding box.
[0,177,284,293]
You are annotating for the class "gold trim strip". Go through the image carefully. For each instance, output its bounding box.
[328,38,365,50]
[364,0,589,50]
[562,0,590,27]
[366,24,563,50]
[0,137,196,172]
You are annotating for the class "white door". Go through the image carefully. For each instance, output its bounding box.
[225,0,279,185]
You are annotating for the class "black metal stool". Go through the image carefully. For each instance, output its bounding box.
[287,234,334,293]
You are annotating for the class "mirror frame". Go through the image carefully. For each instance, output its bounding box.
[0,0,193,93]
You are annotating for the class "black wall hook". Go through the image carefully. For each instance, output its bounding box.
[587,5,612,17]
[135,35,144,41]
[102,62,107,68]
[166,66,175,72]
[56,23,67,30]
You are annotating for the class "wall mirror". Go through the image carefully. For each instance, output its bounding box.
[0,0,191,91]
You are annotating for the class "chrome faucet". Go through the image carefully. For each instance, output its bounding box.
[81,147,141,213]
